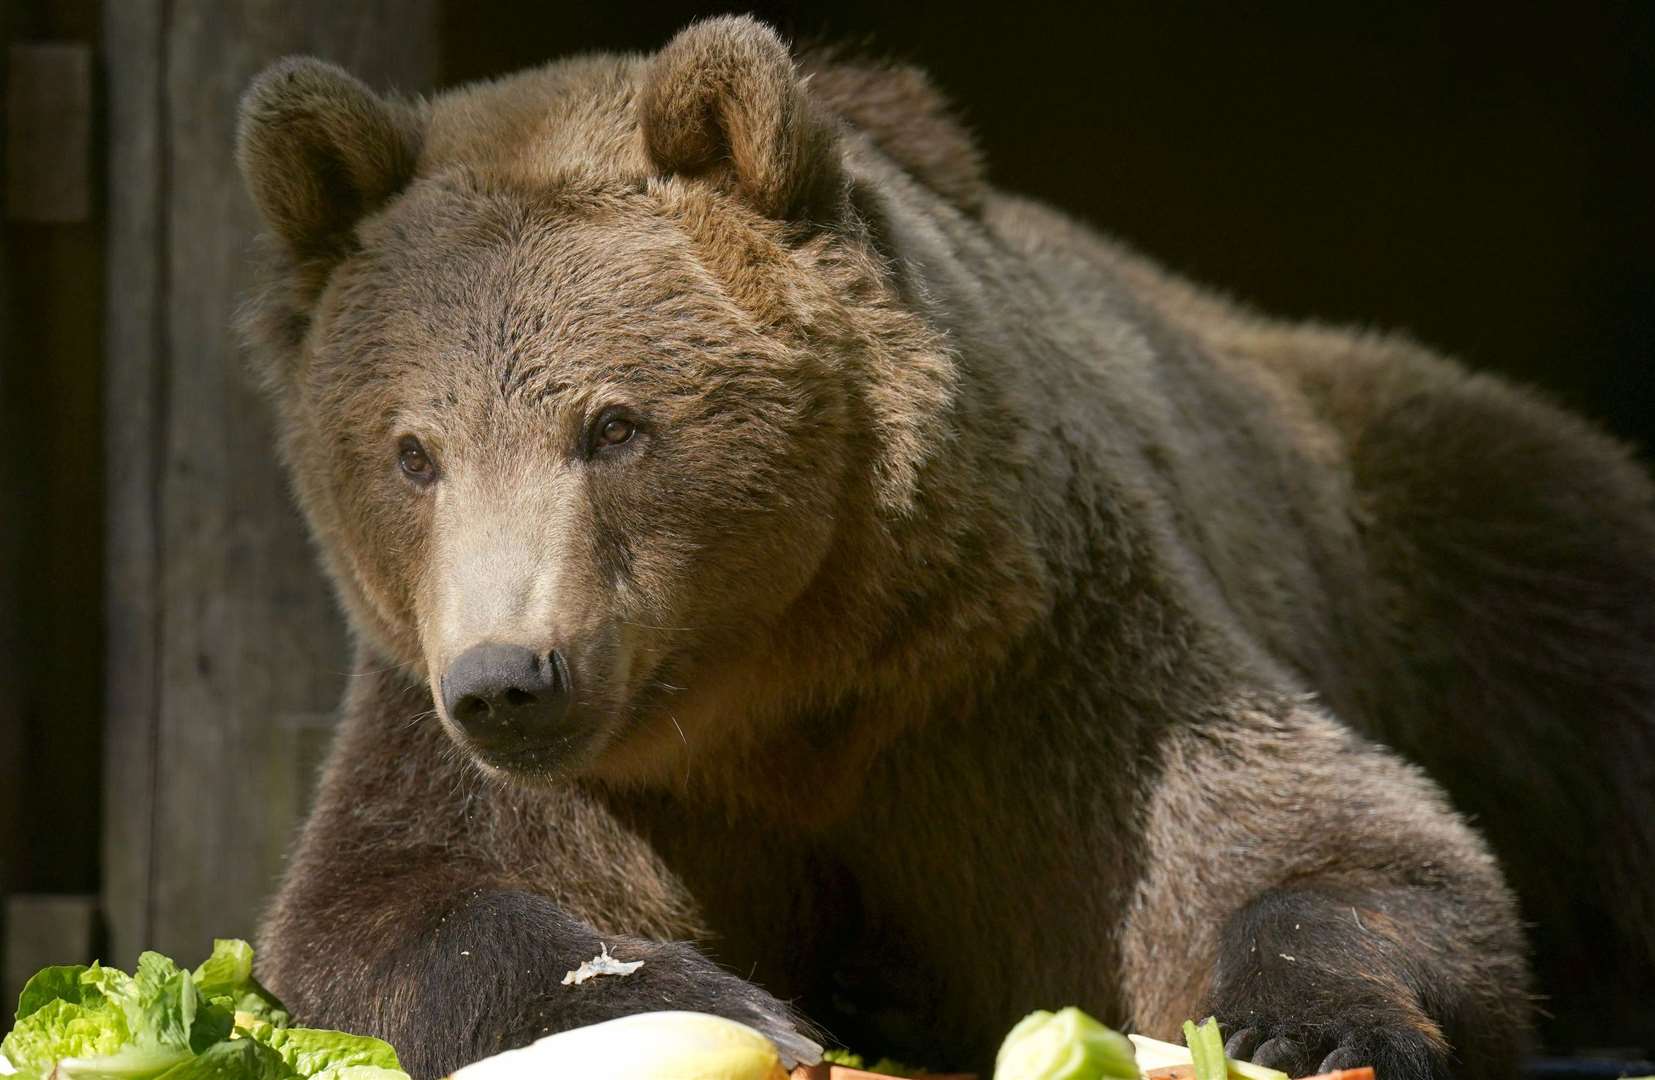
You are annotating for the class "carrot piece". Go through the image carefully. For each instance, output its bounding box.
[1296,1069,1376,1080]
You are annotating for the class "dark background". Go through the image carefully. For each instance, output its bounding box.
[3,0,1652,1053]
[447,2,1655,443]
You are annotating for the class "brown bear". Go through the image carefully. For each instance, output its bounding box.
[236,16,1655,1080]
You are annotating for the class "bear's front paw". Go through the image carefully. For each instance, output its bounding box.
[504,938,821,1069]
[1214,1016,1446,1080]
[637,941,822,1068]
[389,890,820,1077]
[1202,889,1455,1080]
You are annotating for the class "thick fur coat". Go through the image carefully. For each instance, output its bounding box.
[236,17,1655,1079]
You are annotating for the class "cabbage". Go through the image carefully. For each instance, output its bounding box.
[994,1006,1139,1080]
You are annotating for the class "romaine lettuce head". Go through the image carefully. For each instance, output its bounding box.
[1,942,401,1080]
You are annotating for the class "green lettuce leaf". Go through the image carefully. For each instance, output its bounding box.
[148,1039,292,1080]
[3,943,404,1080]
[79,964,139,1017]
[187,1004,236,1056]
[131,954,198,1052]
[250,1029,402,1076]
[2,999,129,1079]
[192,943,287,1030]
[311,1068,408,1080]
[54,1045,194,1080]
[15,965,92,1022]
[190,942,255,996]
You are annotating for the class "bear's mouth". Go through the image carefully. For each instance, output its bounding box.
[427,662,630,781]
[451,720,617,781]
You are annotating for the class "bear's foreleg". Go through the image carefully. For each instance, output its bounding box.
[257,671,812,1079]
[1118,697,1530,1080]
[370,889,813,1077]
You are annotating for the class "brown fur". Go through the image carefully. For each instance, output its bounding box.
[237,16,1653,1079]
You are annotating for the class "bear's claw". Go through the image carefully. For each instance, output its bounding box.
[1218,1018,1444,1080]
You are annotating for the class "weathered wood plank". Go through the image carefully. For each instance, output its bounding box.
[0,34,17,924]
[8,7,106,994]
[103,1,438,967]
[141,2,437,963]
[3,895,99,1010]
[102,0,166,970]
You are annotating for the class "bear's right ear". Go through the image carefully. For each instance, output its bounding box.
[236,58,423,262]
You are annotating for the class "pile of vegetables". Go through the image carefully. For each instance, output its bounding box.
[0,941,406,1080]
[992,1011,1307,1080]
[1,940,1382,1080]
[446,1011,790,1080]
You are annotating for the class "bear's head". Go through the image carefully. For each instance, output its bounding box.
[238,17,1038,792]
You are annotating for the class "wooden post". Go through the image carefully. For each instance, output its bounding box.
[102,1,438,967]
[4,8,105,986]
[0,34,17,939]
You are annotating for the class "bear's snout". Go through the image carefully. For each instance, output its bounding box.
[441,642,573,759]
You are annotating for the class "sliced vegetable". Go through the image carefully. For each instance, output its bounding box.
[52,1044,195,1080]
[1180,1020,1224,1080]
[448,1010,791,1080]
[1128,1033,1288,1080]
[994,1007,1138,1080]
[1127,1034,1193,1075]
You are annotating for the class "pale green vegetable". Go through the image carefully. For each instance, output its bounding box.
[1128,1031,1289,1080]
[994,1006,1139,1080]
[1,998,134,1076]
[53,1046,195,1080]
[192,941,288,1030]
[255,1028,402,1078]
[820,1049,923,1077]
[1,942,404,1080]
[448,1011,793,1080]
[1126,1033,1191,1073]
[1181,1019,1225,1080]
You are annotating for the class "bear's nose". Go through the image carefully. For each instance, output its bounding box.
[442,643,572,751]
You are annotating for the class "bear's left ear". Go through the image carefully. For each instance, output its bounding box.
[640,16,846,224]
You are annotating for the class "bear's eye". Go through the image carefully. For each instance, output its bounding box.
[591,412,637,452]
[598,418,635,447]
[397,435,437,485]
